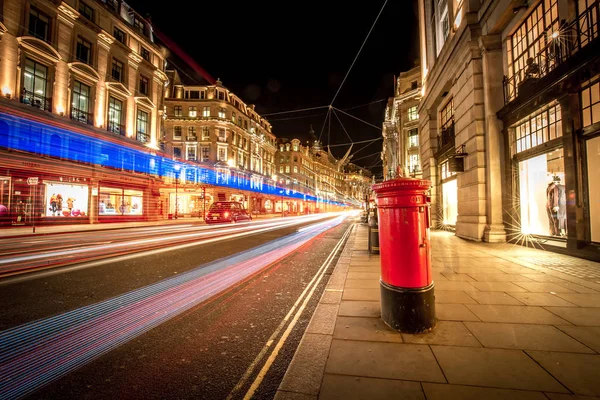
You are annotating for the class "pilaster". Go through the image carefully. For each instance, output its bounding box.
[558,93,584,250]
[479,35,507,242]
[54,4,77,115]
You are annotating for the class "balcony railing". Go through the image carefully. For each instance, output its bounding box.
[503,2,600,104]
[20,89,52,112]
[71,107,93,125]
[107,121,125,136]
[217,136,227,142]
[437,122,455,152]
[186,136,197,141]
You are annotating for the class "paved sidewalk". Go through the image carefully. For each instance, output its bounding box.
[275,224,600,400]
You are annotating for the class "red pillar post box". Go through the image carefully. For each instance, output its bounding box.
[371,178,435,333]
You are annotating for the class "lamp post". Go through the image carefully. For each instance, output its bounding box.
[174,164,180,219]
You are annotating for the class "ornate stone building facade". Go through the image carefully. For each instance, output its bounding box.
[277,130,372,211]
[162,70,278,215]
[418,0,599,259]
[382,66,422,180]
[0,0,168,225]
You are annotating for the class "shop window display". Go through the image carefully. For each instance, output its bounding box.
[587,136,600,242]
[518,148,566,236]
[99,187,143,216]
[0,177,10,224]
[45,182,89,217]
[442,179,458,226]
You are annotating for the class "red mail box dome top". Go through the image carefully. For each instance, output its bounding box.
[372,178,431,194]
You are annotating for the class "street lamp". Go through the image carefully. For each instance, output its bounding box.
[174,164,180,219]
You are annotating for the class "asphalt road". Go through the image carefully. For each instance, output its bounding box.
[0,215,354,400]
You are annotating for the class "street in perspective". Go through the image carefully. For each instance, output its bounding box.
[1,0,600,399]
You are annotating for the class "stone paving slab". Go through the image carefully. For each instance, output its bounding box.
[464,322,594,352]
[440,272,477,281]
[325,340,446,382]
[468,281,530,292]
[554,293,600,307]
[435,290,478,304]
[344,279,379,289]
[555,325,600,353]
[422,382,548,400]
[434,281,480,291]
[526,351,600,396]
[467,274,534,282]
[431,346,568,392]
[342,288,380,301]
[436,304,481,321]
[401,321,481,347]
[509,292,579,307]
[333,316,403,343]
[320,375,425,400]
[514,282,579,293]
[465,304,571,324]
[545,307,600,326]
[338,300,380,317]
[545,394,600,400]
[467,291,525,305]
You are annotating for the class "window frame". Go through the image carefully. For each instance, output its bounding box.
[107,96,124,135]
[76,36,92,65]
[113,26,126,44]
[173,126,182,139]
[71,80,92,124]
[111,58,124,83]
[138,74,149,96]
[136,108,150,143]
[78,1,94,22]
[29,7,51,43]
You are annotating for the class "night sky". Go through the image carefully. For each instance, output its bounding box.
[127,0,419,176]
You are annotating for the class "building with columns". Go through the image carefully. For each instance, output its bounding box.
[382,65,422,180]
[0,0,168,226]
[418,0,599,259]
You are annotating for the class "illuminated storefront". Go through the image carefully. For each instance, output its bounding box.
[581,78,600,244]
[587,136,600,243]
[44,181,89,218]
[439,160,458,226]
[99,187,143,216]
[518,149,565,236]
[511,103,565,238]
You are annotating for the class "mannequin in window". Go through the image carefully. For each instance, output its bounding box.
[556,176,567,236]
[546,176,561,236]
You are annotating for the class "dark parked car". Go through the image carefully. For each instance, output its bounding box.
[204,201,252,224]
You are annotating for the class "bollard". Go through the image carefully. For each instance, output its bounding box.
[368,205,379,254]
[372,178,435,333]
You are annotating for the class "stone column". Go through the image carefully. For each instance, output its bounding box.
[479,35,507,242]
[558,93,583,250]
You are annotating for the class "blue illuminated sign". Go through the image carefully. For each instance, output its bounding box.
[0,111,353,206]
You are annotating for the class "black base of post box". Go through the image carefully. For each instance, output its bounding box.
[380,280,435,334]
